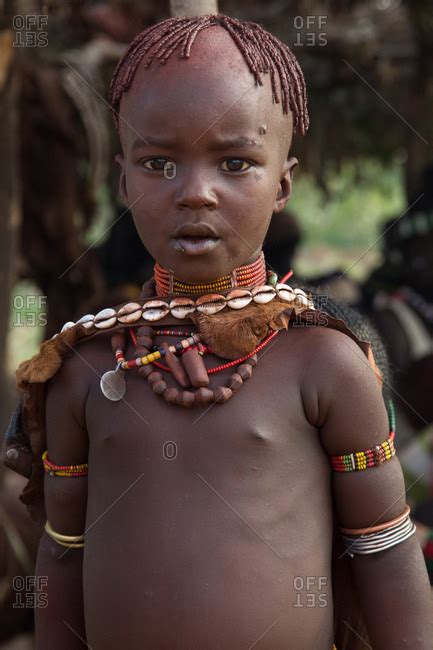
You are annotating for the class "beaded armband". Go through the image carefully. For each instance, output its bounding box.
[340,505,416,557]
[42,451,88,477]
[330,432,395,472]
[44,520,85,548]
[329,399,396,472]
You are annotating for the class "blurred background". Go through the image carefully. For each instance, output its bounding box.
[1,0,433,646]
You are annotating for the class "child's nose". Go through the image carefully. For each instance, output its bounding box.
[175,173,218,210]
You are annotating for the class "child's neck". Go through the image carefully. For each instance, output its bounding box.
[154,252,270,296]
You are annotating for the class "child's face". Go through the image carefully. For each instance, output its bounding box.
[116,27,297,283]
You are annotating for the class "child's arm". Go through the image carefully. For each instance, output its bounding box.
[34,353,89,649]
[303,328,433,649]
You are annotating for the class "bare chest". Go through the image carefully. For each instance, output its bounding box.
[84,329,324,476]
[81,329,334,650]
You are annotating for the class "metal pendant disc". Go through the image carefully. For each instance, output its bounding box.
[100,369,126,401]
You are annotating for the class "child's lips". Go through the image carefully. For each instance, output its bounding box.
[172,236,221,255]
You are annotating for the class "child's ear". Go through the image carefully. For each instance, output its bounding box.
[115,153,128,204]
[274,157,298,213]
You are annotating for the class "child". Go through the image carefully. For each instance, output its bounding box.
[4,14,433,649]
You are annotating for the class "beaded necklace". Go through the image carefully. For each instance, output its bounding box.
[154,251,267,295]
[104,325,279,406]
[57,269,309,335]
[135,328,274,374]
[100,260,292,406]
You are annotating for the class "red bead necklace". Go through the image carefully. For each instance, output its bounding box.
[154,252,267,296]
[129,327,279,374]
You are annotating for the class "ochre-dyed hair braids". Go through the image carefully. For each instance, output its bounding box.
[108,14,309,136]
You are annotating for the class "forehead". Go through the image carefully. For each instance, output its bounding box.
[119,26,293,151]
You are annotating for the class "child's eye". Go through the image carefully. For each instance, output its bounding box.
[220,159,252,172]
[141,157,172,171]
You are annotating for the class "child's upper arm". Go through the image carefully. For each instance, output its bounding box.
[44,352,89,536]
[303,327,406,529]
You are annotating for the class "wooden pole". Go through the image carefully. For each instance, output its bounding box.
[169,0,218,17]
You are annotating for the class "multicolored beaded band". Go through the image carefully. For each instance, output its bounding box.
[117,333,202,369]
[42,450,88,477]
[154,252,267,295]
[330,432,395,472]
[153,329,196,337]
[130,327,277,375]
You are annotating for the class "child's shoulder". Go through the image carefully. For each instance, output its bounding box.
[292,320,371,388]
[46,328,110,399]
[14,314,116,434]
[294,318,367,355]
[293,288,385,382]
[291,297,385,428]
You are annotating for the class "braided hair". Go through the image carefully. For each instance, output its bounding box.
[108,14,309,136]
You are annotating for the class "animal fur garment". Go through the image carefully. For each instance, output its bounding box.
[189,300,290,359]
